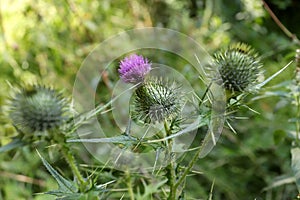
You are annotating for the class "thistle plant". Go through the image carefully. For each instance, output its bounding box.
[9,85,69,136]
[117,54,210,199]
[252,49,300,199]
[4,84,92,197]
[2,48,292,199]
[119,54,184,124]
[286,49,300,196]
[213,43,263,95]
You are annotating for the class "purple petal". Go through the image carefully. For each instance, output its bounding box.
[118,54,151,84]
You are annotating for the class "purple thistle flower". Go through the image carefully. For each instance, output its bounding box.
[118,54,151,84]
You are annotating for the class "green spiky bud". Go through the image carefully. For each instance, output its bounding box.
[9,85,69,134]
[130,78,184,124]
[213,43,262,93]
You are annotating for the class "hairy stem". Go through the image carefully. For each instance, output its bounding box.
[295,84,300,143]
[125,170,135,200]
[294,53,300,143]
[60,144,87,191]
[165,121,177,200]
[175,144,203,189]
[262,0,300,45]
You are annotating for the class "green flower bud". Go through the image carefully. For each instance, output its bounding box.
[213,43,262,93]
[130,78,184,124]
[9,85,69,134]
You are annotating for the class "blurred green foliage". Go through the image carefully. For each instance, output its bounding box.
[1,0,300,199]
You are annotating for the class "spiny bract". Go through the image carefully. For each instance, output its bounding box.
[213,43,262,93]
[9,85,69,134]
[130,78,184,124]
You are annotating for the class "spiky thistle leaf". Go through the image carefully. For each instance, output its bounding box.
[37,150,78,194]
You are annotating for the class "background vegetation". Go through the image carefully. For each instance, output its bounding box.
[1,0,300,199]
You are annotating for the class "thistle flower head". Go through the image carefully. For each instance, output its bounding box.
[130,78,184,124]
[9,85,69,134]
[213,43,262,93]
[118,54,151,84]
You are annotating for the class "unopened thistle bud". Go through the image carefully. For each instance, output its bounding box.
[9,85,69,134]
[213,43,262,93]
[130,78,184,124]
[118,54,151,84]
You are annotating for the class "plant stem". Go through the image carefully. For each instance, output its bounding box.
[164,121,177,200]
[174,143,203,189]
[262,0,300,45]
[294,55,300,143]
[294,90,300,144]
[167,162,176,200]
[125,170,135,200]
[61,144,87,191]
[163,121,203,198]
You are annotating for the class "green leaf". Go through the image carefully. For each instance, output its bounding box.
[67,135,138,145]
[45,191,81,199]
[262,174,295,191]
[56,193,82,200]
[291,147,300,192]
[251,91,290,101]
[36,150,78,195]
[254,60,293,90]
[46,190,102,200]
[136,179,168,199]
[0,138,26,153]
[146,116,207,143]
[208,179,215,200]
